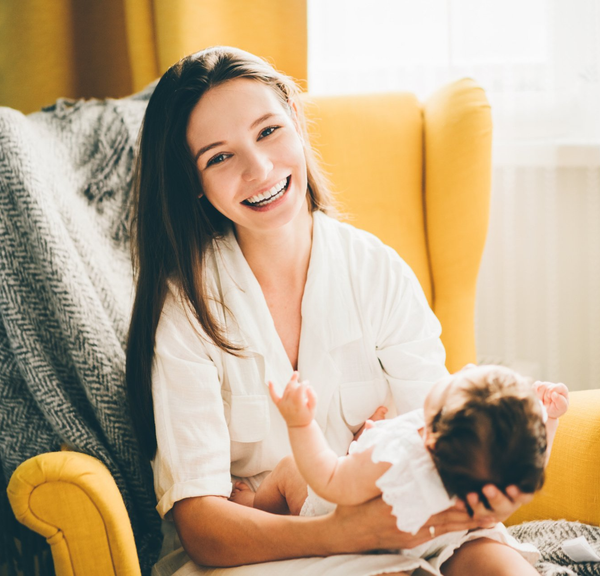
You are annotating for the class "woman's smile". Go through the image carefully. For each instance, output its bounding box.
[242,175,291,211]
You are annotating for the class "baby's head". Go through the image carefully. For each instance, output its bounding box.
[424,365,547,511]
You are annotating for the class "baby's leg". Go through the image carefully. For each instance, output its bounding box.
[254,455,308,515]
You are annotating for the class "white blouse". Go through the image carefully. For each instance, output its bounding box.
[151,211,449,519]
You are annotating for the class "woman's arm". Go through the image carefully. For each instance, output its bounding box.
[173,496,337,566]
[173,493,491,566]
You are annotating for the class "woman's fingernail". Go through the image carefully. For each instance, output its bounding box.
[483,486,496,497]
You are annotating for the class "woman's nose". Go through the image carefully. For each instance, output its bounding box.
[241,149,273,182]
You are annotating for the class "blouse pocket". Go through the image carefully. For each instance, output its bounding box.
[228,394,270,443]
[340,378,388,429]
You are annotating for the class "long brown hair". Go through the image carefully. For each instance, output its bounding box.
[126,46,334,459]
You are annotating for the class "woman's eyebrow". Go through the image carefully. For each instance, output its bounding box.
[250,112,277,129]
[195,140,226,162]
[194,112,281,162]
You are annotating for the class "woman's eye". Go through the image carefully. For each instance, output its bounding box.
[207,153,228,167]
[258,126,280,140]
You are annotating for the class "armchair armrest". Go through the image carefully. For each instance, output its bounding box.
[507,389,600,527]
[7,451,141,576]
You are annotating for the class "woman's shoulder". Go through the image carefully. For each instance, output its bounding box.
[157,280,200,339]
[317,210,389,248]
[316,211,406,269]
[315,211,416,295]
[157,276,219,352]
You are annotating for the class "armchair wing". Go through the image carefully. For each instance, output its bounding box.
[7,451,140,576]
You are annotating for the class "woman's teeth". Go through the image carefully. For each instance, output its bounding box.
[245,177,289,206]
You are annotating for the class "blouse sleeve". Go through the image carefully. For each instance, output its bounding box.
[367,244,449,415]
[151,289,232,519]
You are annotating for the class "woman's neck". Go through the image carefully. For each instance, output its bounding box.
[235,206,314,289]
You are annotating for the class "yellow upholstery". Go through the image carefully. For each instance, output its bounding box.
[8,81,598,575]
[7,451,140,576]
[423,81,492,372]
[506,389,600,527]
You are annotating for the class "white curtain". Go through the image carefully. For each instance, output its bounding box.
[308,0,600,390]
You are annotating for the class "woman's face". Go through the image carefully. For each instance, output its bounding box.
[186,78,309,235]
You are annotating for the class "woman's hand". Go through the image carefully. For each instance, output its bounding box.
[458,485,534,524]
[330,496,492,553]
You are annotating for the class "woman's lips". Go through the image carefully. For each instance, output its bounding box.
[243,176,291,211]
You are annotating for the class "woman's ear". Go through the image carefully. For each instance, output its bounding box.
[288,99,304,142]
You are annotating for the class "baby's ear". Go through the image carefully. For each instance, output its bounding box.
[424,433,437,452]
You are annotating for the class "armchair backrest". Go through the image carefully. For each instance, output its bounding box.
[303,79,492,372]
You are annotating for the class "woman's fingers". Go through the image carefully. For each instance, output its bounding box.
[429,506,485,526]
[422,507,494,541]
[335,496,498,553]
[505,485,534,504]
[465,485,531,523]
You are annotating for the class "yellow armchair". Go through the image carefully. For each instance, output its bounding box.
[8,79,598,575]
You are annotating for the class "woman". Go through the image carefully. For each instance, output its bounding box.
[126,46,535,576]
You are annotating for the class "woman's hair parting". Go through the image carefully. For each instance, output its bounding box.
[126,46,335,459]
[428,366,547,511]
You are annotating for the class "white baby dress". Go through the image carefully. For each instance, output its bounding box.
[300,409,540,574]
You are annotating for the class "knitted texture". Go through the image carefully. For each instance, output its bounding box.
[0,85,161,575]
[508,520,600,575]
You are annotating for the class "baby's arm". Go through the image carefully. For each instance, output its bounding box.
[534,381,569,463]
[268,373,391,506]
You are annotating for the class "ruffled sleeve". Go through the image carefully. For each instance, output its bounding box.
[350,410,455,534]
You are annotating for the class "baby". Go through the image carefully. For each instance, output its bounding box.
[230,365,569,568]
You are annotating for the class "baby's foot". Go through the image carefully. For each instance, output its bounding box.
[229,481,256,508]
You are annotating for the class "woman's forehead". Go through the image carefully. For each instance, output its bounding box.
[190,79,286,130]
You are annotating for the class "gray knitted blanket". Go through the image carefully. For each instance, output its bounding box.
[509,521,600,575]
[0,85,161,575]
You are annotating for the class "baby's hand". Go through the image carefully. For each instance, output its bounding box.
[534,381,569,419]
[268,372,317,428]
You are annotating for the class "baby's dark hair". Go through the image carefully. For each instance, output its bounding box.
[427,366,547,513]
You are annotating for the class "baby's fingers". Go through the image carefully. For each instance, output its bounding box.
[282,372,300,396]
[305,384,317,411]
[268,381,281,405]
[534,381,547,400]
[553,383,570,400]
[551,391,569,413]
